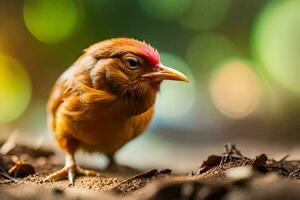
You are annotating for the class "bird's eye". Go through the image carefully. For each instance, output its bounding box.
[124,57,140,70]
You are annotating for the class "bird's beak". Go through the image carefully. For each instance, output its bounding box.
[142,64,189,83]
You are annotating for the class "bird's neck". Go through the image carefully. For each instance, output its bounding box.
[113,90,157,117]
[88,65,158,117]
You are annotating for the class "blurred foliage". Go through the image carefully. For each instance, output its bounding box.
[23,0,83,44]
[0,54,31,124]
[209,59,262,119]
[179,0,232,30]
[138,0,190,20]
[252,0,300,95]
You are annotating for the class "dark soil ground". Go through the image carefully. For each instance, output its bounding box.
[1,141,300,200]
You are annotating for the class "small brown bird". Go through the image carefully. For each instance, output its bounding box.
[45,38,189,184]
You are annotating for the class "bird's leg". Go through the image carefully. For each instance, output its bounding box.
[107,154,126,172]
[107,154,125,172]
[106,154,140,174]
[44,153,101,185]
[107,154,118,169]
[66,153,76,184]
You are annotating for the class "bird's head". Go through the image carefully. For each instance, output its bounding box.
[86,38,189,115]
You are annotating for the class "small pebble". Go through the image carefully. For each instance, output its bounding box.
[52,187,64,195]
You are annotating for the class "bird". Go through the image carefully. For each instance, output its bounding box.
[44,38,189,184]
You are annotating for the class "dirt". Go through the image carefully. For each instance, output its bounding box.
[1,142,300,200]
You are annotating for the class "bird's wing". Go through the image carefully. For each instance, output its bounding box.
[47,53,118,131]
[47,79,66,132]
[47,60,83,131]
[47,54,92,131]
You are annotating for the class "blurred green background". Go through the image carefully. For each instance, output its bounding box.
[0,0,300,171]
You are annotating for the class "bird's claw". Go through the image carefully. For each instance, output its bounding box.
[43,166,101,185]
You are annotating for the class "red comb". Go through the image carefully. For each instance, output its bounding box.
[138,41,160,67]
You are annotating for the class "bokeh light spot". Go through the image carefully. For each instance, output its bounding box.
[209,59,261,119]
[23,0,80,44]
[155,52,197,123]
[180,0,232,30]
[252,0,300,95]
[0,54,32,124]
[186,33,238,78]
[138,0,191,20]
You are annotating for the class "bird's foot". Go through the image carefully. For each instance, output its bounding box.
[44,166,101,185]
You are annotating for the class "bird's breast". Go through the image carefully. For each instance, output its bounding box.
[72,107,154,154]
